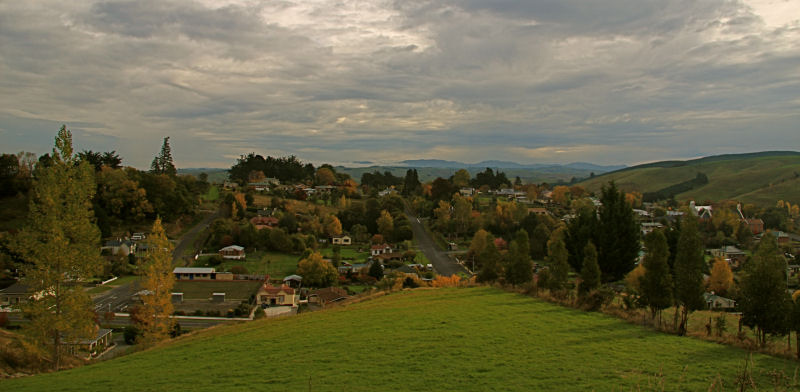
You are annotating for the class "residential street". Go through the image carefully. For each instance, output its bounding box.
[405,206,469,277]
[172,207,222,265]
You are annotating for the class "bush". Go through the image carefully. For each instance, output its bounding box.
[577,288,615,311]
[207,255,224,267]
[205,310,220,317]
[193,310,204,316]
[123,326,140,345]
[229,265,249,274]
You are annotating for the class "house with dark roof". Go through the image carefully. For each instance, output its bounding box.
[308,287,349,306]
[0,282,33,307]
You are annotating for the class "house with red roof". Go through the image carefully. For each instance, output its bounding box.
[256,284,297,307]
[370,243,393,256]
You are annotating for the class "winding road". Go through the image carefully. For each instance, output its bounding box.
[405,206,469,276]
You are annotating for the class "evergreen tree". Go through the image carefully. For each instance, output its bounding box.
[137,217,175,346]
[369,260,384,281]
[546,232,570,292]
[639,230,673,320]
[476,236,500,283]
[596,181,640,281]
[578,242,601,296]
[402,169,421,196]
[738,232,791,346]
[673,215,706,335]
[505,229,533,286]
[150,137,177,176]
[11,126,102,370]
[565,205,598,271]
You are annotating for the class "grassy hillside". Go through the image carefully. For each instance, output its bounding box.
[4,287,797,391]
[579,152,800,206]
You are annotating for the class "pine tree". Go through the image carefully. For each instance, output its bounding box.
[578,242,601,296]
[673,215,706,335]
[639,230,673,320]
[738,232,791,346]
[150,137,176,176]
[137,217,175,346]
[505,229,533,286]
[476,236,500,283]
[547,233,570,292]
[11,125,102,370]
[369,260,384,281]
[596,181,640,281]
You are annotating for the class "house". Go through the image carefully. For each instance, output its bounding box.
[223,180,239,190]
[690,201,712,220]
[371,243,393,256]
[745,218,765,235]
[338,262,370,274]
[250,216,279,230]
[703,292,736,310]
[378,188,397,197]
[219,245,246,260]
[641,222,663,236]
[131,232,147,241]
[315,185,335,193]
[173,267,217,281]
[528,207,550,216]
[0,282,33,307]
[308,287,349,306]
[633,209,651,218]
[332,235,352,245]
[283,275,302,288]
[459,188,475,197]
[102,239,135,256]
[63,327,113,359]
[256,284,297,307]
[494,237,508,250]
[711,246,747,269]
[248,181,272,192]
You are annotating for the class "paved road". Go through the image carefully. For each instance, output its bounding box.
[172,208,222,265]
[405,206,469,276]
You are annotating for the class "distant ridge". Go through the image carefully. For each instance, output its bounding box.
[400,159,625,172]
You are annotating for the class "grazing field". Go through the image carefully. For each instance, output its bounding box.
[579,152,800,206]
[4,287,797,391]
[195,251,299,278]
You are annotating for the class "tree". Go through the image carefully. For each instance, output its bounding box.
[578,242,600,296]
[402,169,421,196]
[476,237,500,283]
[11,125,102,370]
[738,232,791,346]
[546,231,570,292]
[377,210,394,240]
[707,258,734,296]
[639,230,673,320]
[324,215,343,237]
[564,205,597,271]
[673,215,706,335]
[452,169,471,188]
[505,229,533,286]
[315,167,336,185]
[150,137,177,176]
[531,222,551,260]
[136,217,175,346]
[296,251,338,287]
[596,181,640,282]
[369,260,384,281]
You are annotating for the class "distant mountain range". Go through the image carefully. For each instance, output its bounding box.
[399,159,626,172]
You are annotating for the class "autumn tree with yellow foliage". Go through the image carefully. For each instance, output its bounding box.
[707,258,734,296]
[137,217,176,346]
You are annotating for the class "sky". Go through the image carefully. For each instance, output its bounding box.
[0,0,798,169]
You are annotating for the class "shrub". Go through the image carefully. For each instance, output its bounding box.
[229,265,249,274]
[123,326,140,345]
[578,288,615,311]
[193,310,204,316]
[207,255,224,267]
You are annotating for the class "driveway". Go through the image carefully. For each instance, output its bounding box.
[405,206,469,276]
[172,208,222,265]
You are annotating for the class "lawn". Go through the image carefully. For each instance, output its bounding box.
[201,185,220,202]
[320,245,370,262]
[5,287,797,391]
[194,251,299,278]
[88,276,140,295]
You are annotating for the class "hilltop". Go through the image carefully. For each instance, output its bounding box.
[578,151,800,206]
[3,287,795,391]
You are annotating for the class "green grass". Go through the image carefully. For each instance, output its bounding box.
[320,246,370,262]
[88,276,140,295]
[172,280,262,300]
[579,153,800,207]
[194,251,299,278]
[201,185,220,202]
[6,287,796,391]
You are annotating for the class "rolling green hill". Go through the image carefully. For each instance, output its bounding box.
[578,151,800,207]
[3,287,796,391]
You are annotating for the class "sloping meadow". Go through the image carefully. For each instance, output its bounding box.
[3,287,796,391]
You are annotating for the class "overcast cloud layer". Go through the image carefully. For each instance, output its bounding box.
[1,0,798,168]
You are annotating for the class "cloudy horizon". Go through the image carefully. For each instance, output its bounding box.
[1,0,798,169]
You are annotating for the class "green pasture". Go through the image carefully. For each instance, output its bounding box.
[5,287,797,391]
[194,251,299,278]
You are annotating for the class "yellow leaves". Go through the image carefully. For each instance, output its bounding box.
[707,258,734,296]
[625,264,646,292]
[137,217,175,346]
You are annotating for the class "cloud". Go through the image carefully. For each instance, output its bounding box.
[0,0,798,168]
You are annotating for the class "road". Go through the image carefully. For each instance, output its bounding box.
[405,206,469,276]
[172,208,222,265]
[93,207,221,312]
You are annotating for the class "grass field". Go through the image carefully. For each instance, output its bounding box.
[195,251,299,278]
[579,153,800,207]
[201,185,220,202]
[5,287,797,391]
